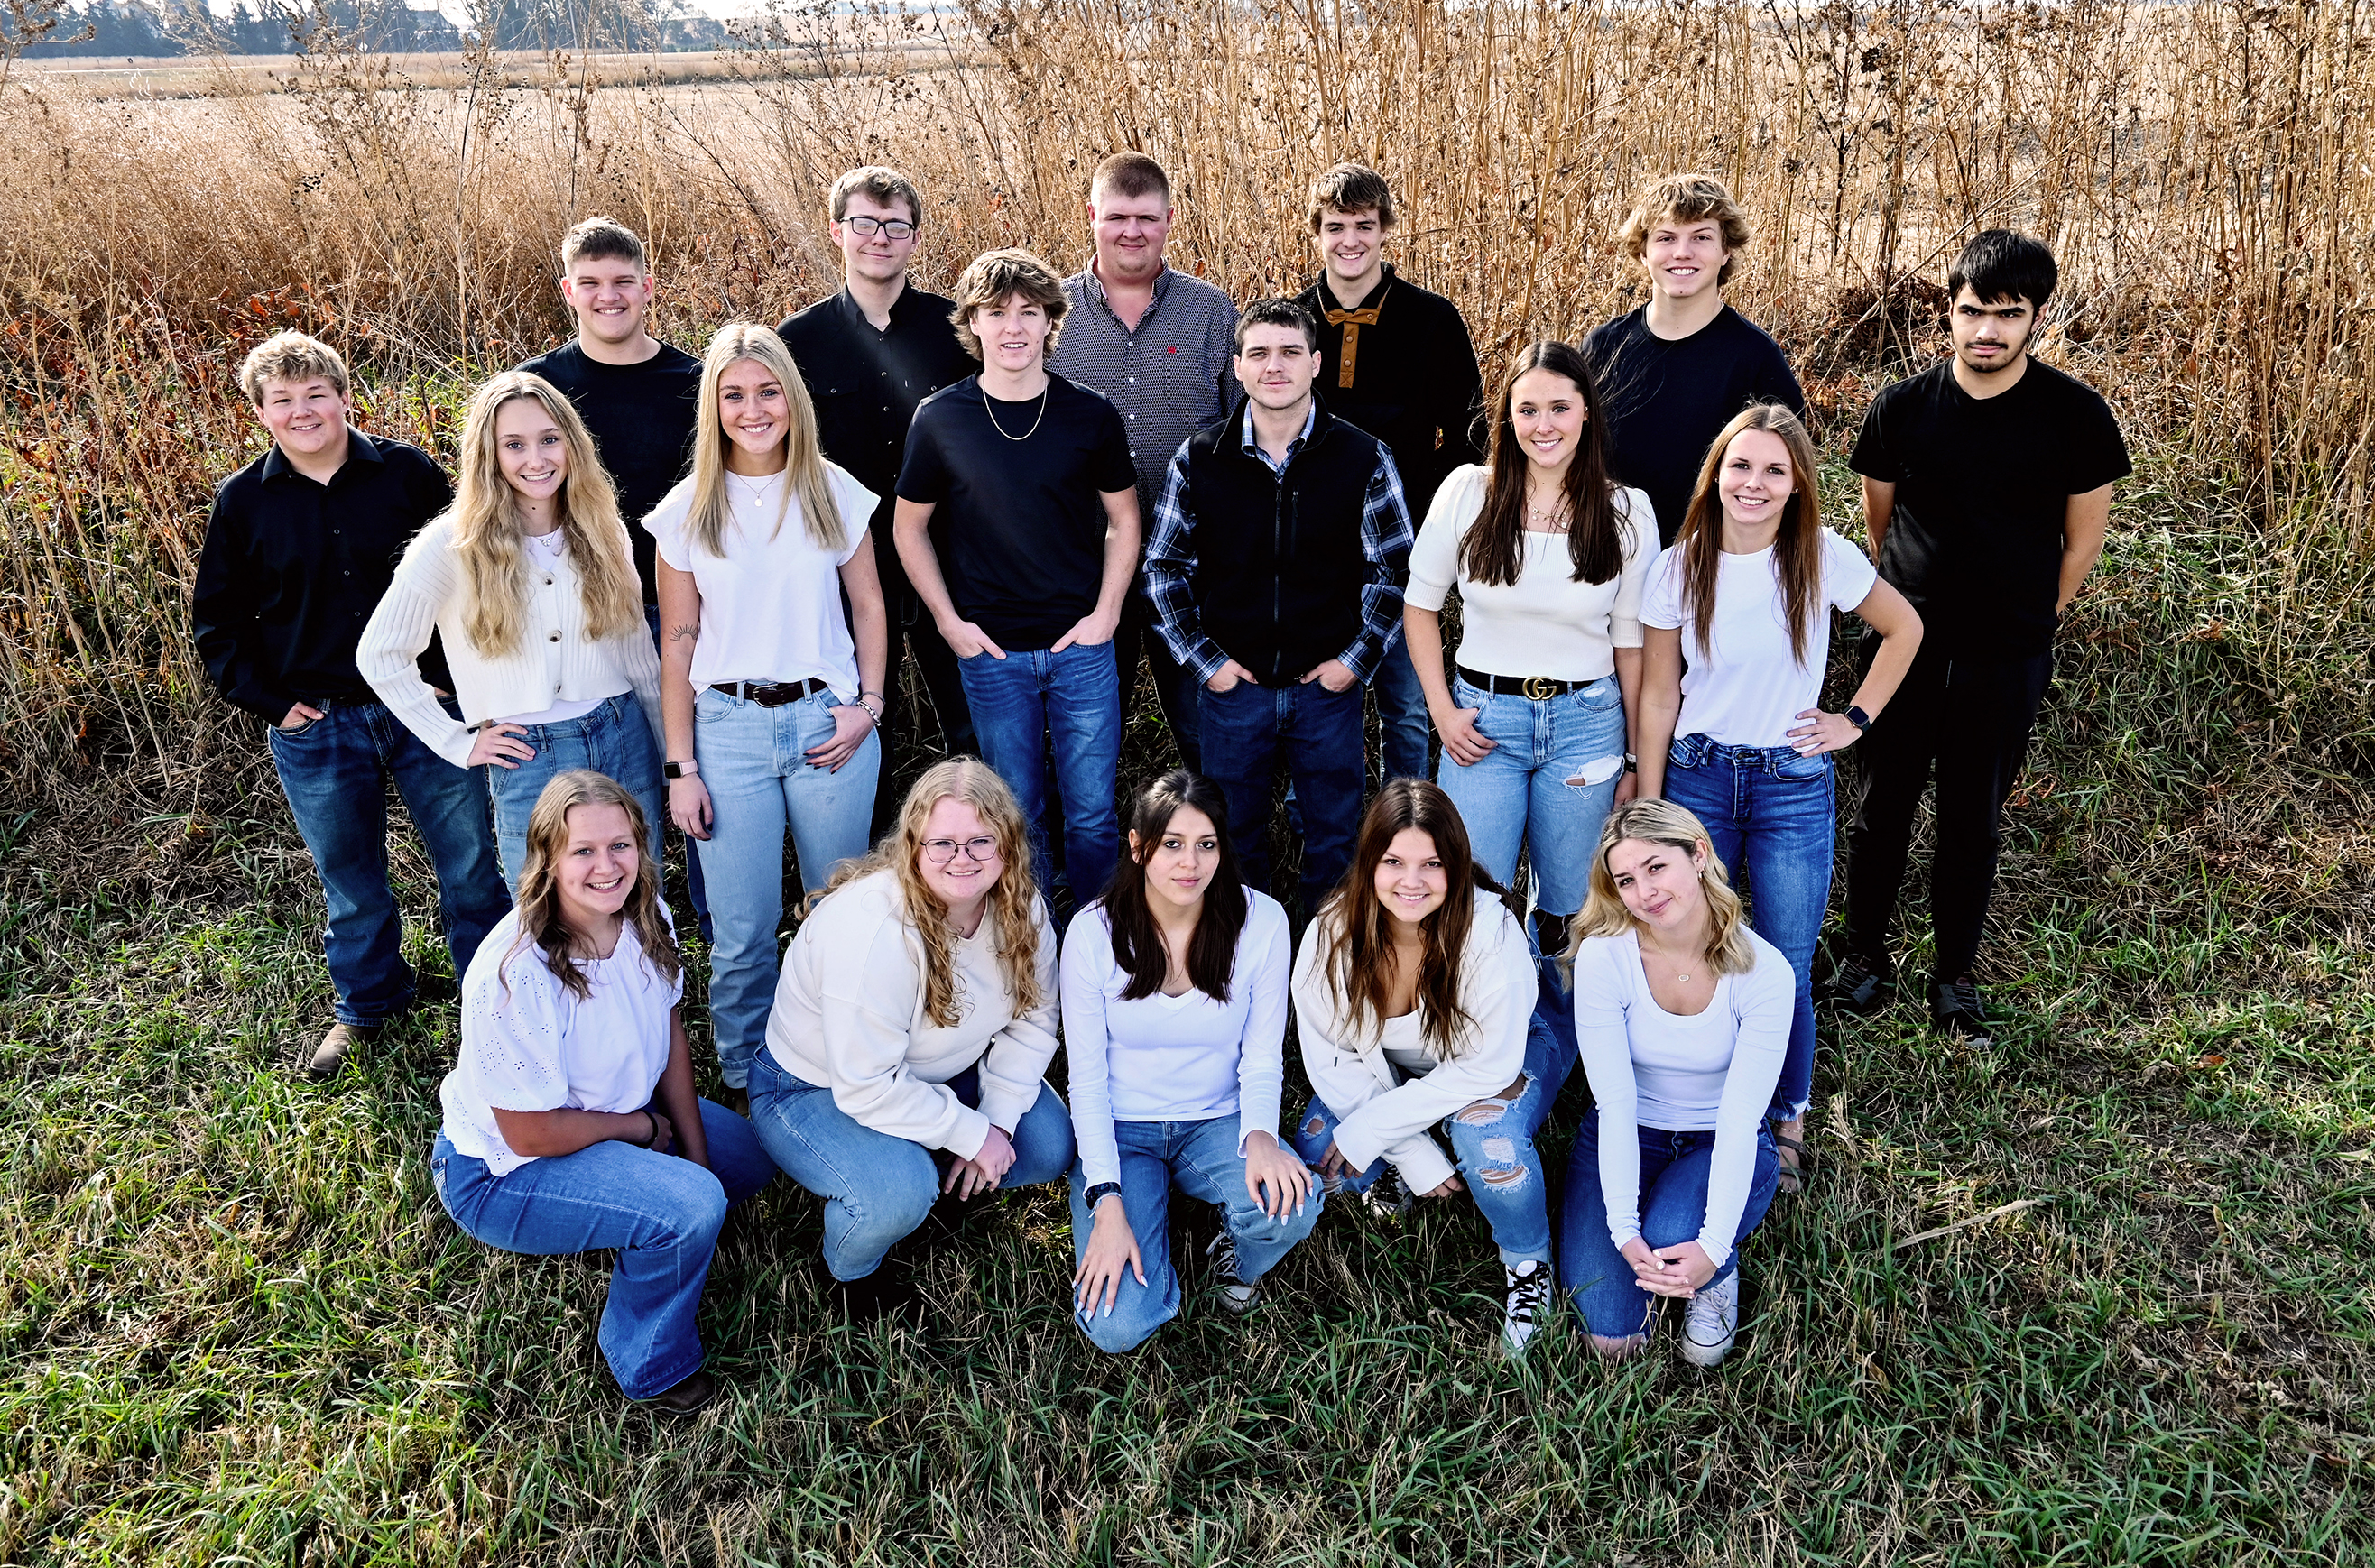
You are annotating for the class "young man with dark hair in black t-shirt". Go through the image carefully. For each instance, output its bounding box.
[893,249,1141,903]
[1834,229,2130,1045]
[1581,173,1805,549]
[779,166,983,835]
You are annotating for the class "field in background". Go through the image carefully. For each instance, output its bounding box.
[1,0,2371,1561]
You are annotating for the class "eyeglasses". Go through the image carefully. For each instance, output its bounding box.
[921,835,1000,864]
[845,215,916,240]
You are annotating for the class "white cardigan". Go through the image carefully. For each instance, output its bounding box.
[1292,898,1536,1194]
[359,517,664,765]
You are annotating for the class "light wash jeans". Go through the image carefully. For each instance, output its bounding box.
[430,1099,777,1399]
[1289,956,1577,1268]
[1436,672,1627,919]
[1066,1116,1323,1353]
[1661,733,1834,1120]
[692,686,882,1088]
[957,641,1123,902]
[745,1052,1076,1281]
[1558,1110,1780,1340]
[485,692,666,895]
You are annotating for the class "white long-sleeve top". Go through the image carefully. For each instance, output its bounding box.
[1060,891,1292,1188]
[358,517,663,765]
[1292,898,1537,1195]
[1572,927,1792,1268]
[1404,466,1660,681]
[764,867,1059,1160]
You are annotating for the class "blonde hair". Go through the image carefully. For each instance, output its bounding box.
[1567,799,1758,979]
[947,249,1068,361]
[240,329,349,404]
[505,770,681,1001]
[811,759,1046,1029]
[1616,173,1753,287]
[438,371,642,659]
[683,322,846,561]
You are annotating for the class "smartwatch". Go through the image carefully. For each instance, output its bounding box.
[1083,1182,1123,1210]
[663,759,698,779]
[1844,706,1872,732]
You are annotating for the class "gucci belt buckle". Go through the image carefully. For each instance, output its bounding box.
[1522,676,1557,701]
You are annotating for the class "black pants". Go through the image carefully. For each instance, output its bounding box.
[870,594,978,838]
[1843,636,2053,982]
[1112,586,1204,775]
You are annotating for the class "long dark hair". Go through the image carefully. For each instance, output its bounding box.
[1460,340,1627,589]
[1673,402,1826,664]
[1316,779,1520,1060]
[506,770,681,1001]
[1099,770,1250,1003]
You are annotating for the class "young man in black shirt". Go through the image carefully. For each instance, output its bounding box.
[893,250,1141,901]
[1581,173,1805,548]
[1834,230,2130,1044]
[1145,297,1414,918]
[780,166,982,834]
[1294,162,1483,785]
[192,332,510,1079]
[517,216,712,936]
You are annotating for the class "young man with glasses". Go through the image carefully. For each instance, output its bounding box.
[780,168,983,833]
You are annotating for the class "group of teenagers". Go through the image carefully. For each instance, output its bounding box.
[191,154,2131,1414]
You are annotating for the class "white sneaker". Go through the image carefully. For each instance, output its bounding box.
[1680,1272,1740,1368]
[1206,1231,1261,1316]
[1360,1167,1412,1220]
[1502,1259,1551,1356]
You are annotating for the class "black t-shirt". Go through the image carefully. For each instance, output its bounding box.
[1580,305,1805,547]
[897,373,1137,649]
[1850,357,2130,656]
[516,339,704,606]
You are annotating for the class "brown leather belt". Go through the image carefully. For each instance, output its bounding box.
[710,678,827,706]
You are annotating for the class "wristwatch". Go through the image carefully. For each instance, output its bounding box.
[663,759,698,779]
[1844,706,1873,731]
[1083,1182,1123,1210]
[1622,752,1640,774]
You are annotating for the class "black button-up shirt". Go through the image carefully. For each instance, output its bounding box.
[192,429,455,720]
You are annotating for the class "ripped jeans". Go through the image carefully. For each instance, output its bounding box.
[1290,955,1576,1268]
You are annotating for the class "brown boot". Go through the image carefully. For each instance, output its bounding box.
[638,1369,718,1416]
[308,1021,376,1080]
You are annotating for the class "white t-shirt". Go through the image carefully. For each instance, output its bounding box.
[642,464,878,696]
[1640,527,1878,747]
[1060,891,1292,1187]
[1404,466,1660,681]
[439,909,684,1177]
[499,530,607,727]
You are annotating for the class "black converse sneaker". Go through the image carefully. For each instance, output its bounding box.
[1680,1272,1740,1368]
[1931,978,1996,1047]
[1502,1259,1552,1355]
[1206,1231,1261,1315]
[1823,953,1892,1015]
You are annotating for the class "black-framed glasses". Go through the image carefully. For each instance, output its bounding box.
[846,215,916,239]
[921,835,1000,864]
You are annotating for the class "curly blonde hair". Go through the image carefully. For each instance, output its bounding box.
[810,758,1045,1028]
[506,770,681,1001]
[1616,173,1752,287]
[1566,798,1757,978]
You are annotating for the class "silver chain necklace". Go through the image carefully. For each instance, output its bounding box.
[984,384,1049,442]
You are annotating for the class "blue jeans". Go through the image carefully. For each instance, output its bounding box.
[1197,678,1364,918]
[1289,957,1577,1268]
[957,641,1123,903]
[267,696,510,1026]
[1436,673,1627,919]
[1558,1109,1779,1340]
[1066,1116,1323,1353]
[430,1099,777,1399]
[746,1052,1076,1281]
[1661,733,1834,1120]
[1372,636,1432,784]
[646,604,710,943]
[485,692,666,895]
[692,687,882,1087]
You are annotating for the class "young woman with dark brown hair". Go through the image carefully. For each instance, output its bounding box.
[1287,780,1570,1354]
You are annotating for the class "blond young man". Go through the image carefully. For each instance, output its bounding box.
[192,332,510,1078]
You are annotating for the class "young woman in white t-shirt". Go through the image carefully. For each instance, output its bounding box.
[1637,403,1922,1191]
[359,371,664,892]
[1559,798,1791,1367]
[644,323,889,1093]
[1288,780,1570,1356]
[430,770,776,1416]
[1063,771,1317,1352]
[747,758,1076,1323]
[1403,340,1660,958]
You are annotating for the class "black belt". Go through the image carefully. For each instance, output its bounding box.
[710,678,827,706]
[1457,666,1599,700]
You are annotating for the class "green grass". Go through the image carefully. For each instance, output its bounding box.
[1,447,2370,1563]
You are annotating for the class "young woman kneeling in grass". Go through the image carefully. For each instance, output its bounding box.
[1289,779,1575,1355]
[1064,771,1318,1351]
[749,758,1074,1322]
[1560,798,1790,1368]
[430,770,776,1416]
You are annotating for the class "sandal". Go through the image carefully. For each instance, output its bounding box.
[1773,1132,1811,1196]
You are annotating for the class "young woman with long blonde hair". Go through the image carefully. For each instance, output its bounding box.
[1559,798,1791,1368]
[360,370,662,890]
[747,758,1074,1321]
[430,771,775,1416]
[644,322,890,1093]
